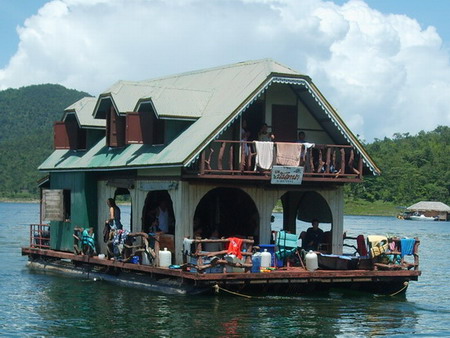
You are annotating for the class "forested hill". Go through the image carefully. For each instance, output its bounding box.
[0,84,90,198]
[0,84,448,207]
[346,126,450,206]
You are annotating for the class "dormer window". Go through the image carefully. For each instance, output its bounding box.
[125,104,165,145]
[107,106,125,147]
[54,114,86,150]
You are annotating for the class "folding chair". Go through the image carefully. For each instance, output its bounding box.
[275,230,303,268]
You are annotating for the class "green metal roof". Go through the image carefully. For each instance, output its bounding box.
[39,59,380,175]
[64,97,105,128]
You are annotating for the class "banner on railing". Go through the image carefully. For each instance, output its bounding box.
[271,166,304,185]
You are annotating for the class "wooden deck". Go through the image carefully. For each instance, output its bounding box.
[22,247,420,292]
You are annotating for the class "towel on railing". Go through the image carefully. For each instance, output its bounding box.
[254,141,274,170]
[227,237,244,259]
[400,238,415,257]
[276,142,302,166]
[183,238,194,256]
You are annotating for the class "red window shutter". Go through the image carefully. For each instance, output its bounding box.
[54,122,70,149]
[126,112,143,144]
[108,106,125,147]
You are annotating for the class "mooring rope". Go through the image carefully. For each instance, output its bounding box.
[213,284,253,299]
[389,281,409,297]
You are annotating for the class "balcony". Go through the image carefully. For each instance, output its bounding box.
[187,140,364,183]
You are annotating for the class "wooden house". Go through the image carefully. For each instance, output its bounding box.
[38,59,381,263]
[407,201,450,221]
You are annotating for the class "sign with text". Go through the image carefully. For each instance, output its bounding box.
[271,166,304,185]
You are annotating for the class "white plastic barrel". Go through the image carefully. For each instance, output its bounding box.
[141,252,150,265]
[159,247,172,267]
[305,250,318,271]
[261,249,272,268]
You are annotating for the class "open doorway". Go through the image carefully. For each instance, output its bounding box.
[141,190,175,234]
[193,187,259,242]
[273,191,332,251]
[113,188,132,232]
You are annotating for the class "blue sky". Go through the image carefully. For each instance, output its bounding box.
[0,1,49,67]
[0,0,449,141]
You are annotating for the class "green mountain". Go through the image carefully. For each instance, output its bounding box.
[0,83,448,209]
[0,84,91,198]
[346,126,450,206]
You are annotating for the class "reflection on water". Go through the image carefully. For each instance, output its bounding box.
[1,203,449,336]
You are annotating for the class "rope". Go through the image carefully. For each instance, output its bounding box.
[213,284,253,299]
[389,281,409,297]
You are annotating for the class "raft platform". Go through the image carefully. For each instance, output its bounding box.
[22,247,420,296]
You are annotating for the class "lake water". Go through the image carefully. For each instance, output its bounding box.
[1,202,449,336]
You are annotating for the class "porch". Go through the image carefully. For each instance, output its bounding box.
[187,141,364,183]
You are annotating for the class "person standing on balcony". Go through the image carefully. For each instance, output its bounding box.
[258,123,275,141]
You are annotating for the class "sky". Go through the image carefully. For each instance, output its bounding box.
[1,0,449,142]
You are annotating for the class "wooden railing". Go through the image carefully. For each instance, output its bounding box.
[195,140,363,182]
[30,224,51,249]
[184,238,254,273]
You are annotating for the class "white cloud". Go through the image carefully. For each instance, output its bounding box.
[1,0,449,140]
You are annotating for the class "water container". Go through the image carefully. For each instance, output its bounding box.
[159,247,172,267]
[141,252,150,265]
[305,250,318,271]
[261,249,272,268]
[251,252,262,273]
[131,255,140,264]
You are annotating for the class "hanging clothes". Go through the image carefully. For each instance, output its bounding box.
[276,142,302,166]
[254,141,274,170]
[227,237,244,259]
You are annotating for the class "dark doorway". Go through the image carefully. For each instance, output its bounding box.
[272,104,298,142]
[242,101,264,141]
[141,190,175,234]
[193,188,259,242]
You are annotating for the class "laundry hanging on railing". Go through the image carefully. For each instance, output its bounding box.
[254,141,274,170]
[275,142,303,166]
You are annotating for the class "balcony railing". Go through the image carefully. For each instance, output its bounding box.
[30,224,51,249]
[192,140,363,182]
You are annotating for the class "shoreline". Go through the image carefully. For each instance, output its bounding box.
[0,199,39,203]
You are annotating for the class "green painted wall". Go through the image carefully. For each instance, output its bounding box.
[50,172,98,252]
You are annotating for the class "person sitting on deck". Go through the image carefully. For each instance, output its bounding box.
[81,227,96,256]
[301,219,324,251]
[73,227,84,255]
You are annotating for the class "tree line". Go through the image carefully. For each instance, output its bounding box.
[0,84,90,198]
[0,84,448,207]
[346,126,450,206]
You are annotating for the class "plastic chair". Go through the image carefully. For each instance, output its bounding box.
[275,231,301,267]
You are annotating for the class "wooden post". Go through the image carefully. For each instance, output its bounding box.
[317,149,324,173]
[340,148,346,174]
[218,142,226,170]
[229,145,234,171]
[325,147,331,173]
[200,150,205,175]
[309,148,315,172]
[154,233,160,267]
[358,157,363,179]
